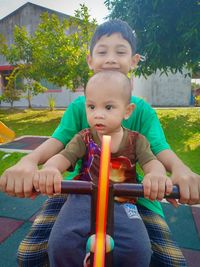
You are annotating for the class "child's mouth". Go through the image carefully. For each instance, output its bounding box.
[101,68,120,72]
[95,124,105,131]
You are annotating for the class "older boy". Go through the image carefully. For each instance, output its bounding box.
[1,19,198,266]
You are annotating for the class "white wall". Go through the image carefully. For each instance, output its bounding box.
[133,69,191,106]
[0,70,192,108]
[0,88,84,108]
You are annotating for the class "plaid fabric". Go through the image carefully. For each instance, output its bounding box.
[17,194,68,267]
[18,195,187,267]
[137,205,187,267]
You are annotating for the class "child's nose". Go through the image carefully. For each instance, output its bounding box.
[105,54,117,64]
[94,111,105,119]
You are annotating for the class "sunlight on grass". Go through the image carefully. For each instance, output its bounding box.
[0,109,64,136]
[0,108,199,174]
[153,108,199,173]
[0,151,26,175]
[183,133,200,151]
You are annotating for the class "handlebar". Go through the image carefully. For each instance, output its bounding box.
[61,181,180,199]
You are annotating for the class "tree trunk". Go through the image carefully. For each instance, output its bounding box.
[27,89,32,108]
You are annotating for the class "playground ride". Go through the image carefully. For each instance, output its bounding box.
[0,121,15,143]
[60,135,180,267]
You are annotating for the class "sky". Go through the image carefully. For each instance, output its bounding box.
[0,0,109,23]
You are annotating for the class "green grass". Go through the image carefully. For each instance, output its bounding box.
[0,109,64,137]
[156,108,200,173]
[0,151,25,174]
[0,108,199,175]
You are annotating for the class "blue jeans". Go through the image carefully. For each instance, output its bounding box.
[48,194,152,267]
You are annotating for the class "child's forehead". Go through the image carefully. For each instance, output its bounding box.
[86,79,127,99]
[86,88,124,101]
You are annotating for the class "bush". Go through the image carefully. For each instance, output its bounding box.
[48,94,56,111]
[195,95,200,106]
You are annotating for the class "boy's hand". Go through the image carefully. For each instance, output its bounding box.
[142,173,173,201]
[33,167,62,196]
[169,165,200,205]
[157,150,200,206]
[0,161,37,198]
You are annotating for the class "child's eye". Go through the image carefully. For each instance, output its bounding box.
[105,105,113,110]
[87,105,95,110]
[117,51,126,55]
[98,51,106,55]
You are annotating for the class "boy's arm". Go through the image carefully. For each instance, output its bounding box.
[157,149,200,205]
[0,138,64,198]
[33,132,87,196]
[0,96,87,198]
[136,133,173,201]
[132,100,200,205]
[142,159,173,201]
[33,154,71,196]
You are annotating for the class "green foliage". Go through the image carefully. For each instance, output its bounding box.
[47,94,56,111]
[0,67,22,107]
[191,82,199,90]
[0,87,21,107]
[105,0,200,77]
[0,4,97,95]
[22,79,48,108]
[195,95,200,106]
[32,4,96,89]
[0,34,9,56]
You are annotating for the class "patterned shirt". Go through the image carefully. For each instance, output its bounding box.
[60,127,156,203]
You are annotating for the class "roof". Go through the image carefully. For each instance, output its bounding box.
[0,2,71,22]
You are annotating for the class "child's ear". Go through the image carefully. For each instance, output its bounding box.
[124,104,135,120]
[86,54,93,70]
[130,54,140,70]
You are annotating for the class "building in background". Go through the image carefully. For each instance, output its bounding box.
[0,2,83,108]
[133,69,191,107]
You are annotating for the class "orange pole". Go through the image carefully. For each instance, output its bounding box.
[93,135,111,267]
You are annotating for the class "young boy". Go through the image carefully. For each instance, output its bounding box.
[35,70,172,267]
[0,19,198,266]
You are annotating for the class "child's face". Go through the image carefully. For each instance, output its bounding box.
[85,78,134,136]
[87,33,140,75]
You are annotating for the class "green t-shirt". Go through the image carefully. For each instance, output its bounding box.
[52,96,170,217]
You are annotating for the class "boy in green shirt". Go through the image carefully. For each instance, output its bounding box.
[1,19,199,266]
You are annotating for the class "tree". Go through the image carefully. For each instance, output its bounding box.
[0,4,97,107]
[31,4,96,89]
[105,0,200,77]
[0,20,49,108]
[0,67,22,107]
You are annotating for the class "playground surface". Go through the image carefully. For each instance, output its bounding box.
[0,135,49,153]
[0,193,200,267]
[0,136,200,266]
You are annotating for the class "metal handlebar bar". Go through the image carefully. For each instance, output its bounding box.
[61,180,180,199]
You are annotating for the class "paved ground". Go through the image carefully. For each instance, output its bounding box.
[0,192,200,267]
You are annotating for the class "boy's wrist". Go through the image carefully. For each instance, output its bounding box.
[19,154,39,166]
[170,161,190,174]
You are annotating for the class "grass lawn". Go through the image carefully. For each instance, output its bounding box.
[156,108,200,173]
[0,108,199,175]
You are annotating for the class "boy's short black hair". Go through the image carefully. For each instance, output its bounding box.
[90,19,137,55]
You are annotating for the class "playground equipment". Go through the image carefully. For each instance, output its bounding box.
[60,136,180,267]
[0,121,15,143]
